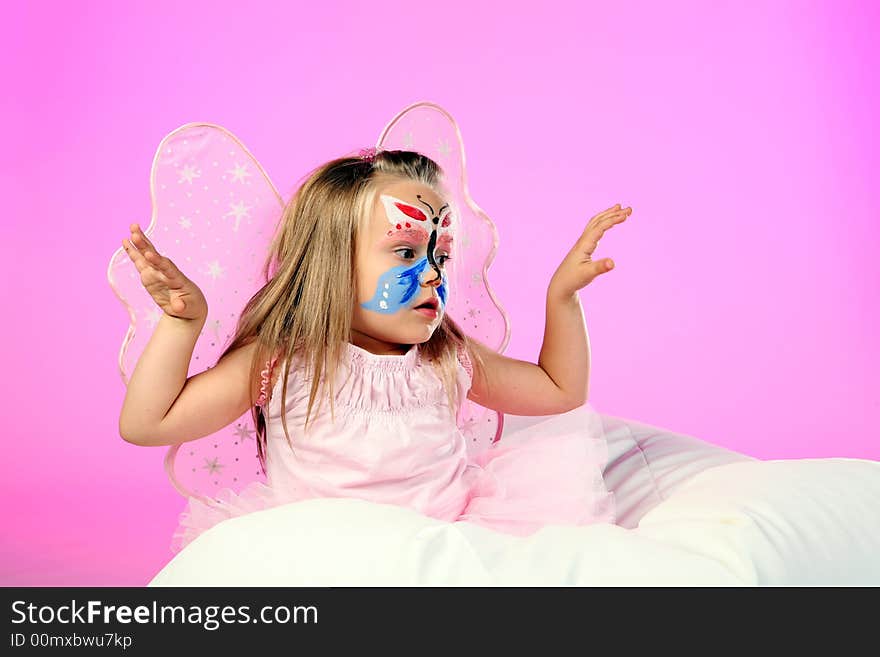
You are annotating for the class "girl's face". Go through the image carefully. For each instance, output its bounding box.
[351,179,453,355]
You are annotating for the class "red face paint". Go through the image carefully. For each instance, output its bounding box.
[381,226,431,246]
[379,194,455,270]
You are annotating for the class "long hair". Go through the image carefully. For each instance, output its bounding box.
[216,149,486,473]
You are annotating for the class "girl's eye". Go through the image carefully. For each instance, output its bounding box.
[394,248,452,267]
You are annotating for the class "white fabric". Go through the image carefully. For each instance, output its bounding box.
[149,415,880,586]
[635,458,880,585]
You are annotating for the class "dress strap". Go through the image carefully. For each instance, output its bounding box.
[256,354,279,408]
[456,343,474,381]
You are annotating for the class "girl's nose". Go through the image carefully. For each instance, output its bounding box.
[421,267,442,288]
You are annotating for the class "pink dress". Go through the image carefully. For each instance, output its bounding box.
[171,342,616,553]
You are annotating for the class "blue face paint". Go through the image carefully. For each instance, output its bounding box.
[361,256,448,314]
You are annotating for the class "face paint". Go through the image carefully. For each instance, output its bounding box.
[361,255,448,314]
[378,193,454,288]
[360,192,453,316]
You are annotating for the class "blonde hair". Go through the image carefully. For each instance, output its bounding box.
[217,149,485,473]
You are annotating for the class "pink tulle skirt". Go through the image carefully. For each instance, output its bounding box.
[171,410,616,554]
[457,427,616,537]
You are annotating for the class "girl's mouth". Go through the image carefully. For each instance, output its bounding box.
[413,297,439,318]
[414,306,438,319]
[414,296,439,310]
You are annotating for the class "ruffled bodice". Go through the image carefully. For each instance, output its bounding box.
[259,342,481,521]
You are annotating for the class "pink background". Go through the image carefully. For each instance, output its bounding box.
[2,0,877,585]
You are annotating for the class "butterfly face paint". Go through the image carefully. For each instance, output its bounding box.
[360,193,454,315]
[361,256,447,313]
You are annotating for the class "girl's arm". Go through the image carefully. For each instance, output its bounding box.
[466,203,632,416]
[119,323,262,447]
[466,289,590,416]
[118,224,264,446]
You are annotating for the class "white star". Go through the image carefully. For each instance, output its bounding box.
[402,131,415,149]
[234,424,256,442]
[178,164,200,184]
[178,216,192,230]
[202,457,224,475]
[471,272,483,284]
[224,200,252,232]
[436,138,452,157]
[227,163,253,184]
[145,306,162,328]
[203,259,226,281]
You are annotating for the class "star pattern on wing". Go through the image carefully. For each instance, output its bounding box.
[202,457,224,475]
[203,259,226,281]
[178,164,200,185]
[436,138,452,157]
[145,306,162,328]
[224,200,253,231]
[227,163,253,184]
[234,423,256,442]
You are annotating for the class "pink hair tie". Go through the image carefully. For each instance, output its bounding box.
[256,355,279,408]
[358,146,379,163]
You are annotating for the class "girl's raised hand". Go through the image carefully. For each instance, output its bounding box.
[121,223,208,322]
[549,203,633,299]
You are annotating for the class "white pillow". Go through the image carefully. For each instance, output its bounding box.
[149,496,746,587]
[503,411,756,528]
[149,498,498,587]
[635,458,880,585]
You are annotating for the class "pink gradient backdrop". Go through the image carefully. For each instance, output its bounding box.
[2,0,877,585]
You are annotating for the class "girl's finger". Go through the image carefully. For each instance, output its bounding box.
[592,210,629,235]
[131,231,155,254]
[131,225,160,255]
[582,210,627,242]
[147,251,182,282]
[595,204,623,221]
[122,238,149,272]
[144,250,170,274]
[602,210,630,228]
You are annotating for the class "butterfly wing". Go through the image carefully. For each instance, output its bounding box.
[375,101,511,458]
[108,123,284,504]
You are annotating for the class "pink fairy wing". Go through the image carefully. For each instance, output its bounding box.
[376,101,511,458]
[108,123,284,505]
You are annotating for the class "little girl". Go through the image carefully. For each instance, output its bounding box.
[119,147,631,554]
